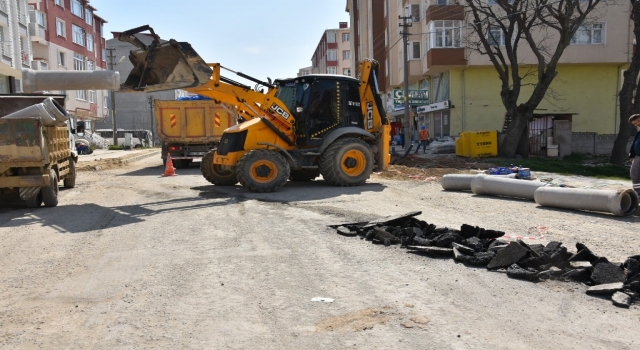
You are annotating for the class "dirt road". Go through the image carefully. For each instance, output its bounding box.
[0,157,638,349]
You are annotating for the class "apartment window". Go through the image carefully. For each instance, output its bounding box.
[0,26,7,58]
[89,90,96,103]
[327,49,337,61]
[571,23,605,45]
[429,20,461,48]
[58,51,66,66]
[438,0,448,5]
[76,90,87,101]
[327,30,336,43]
[55,0,64,7]
[343,50,351,60]
[56,19,65,37]
[71,0,83,17]
[411,42,421,59]
[101,48,107,62]
[327,66,337,74]
[409,4,420,22]
[73,53,86,70]
[87,60,95,70]
[489,26,505,46]
[72,24,85,46]
[343,68,351,76]
[86,34,94,51]
[36,11,45,27]
[85,9,93,26]
[342,33,350,42]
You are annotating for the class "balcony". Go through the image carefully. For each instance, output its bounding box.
[424,47,467,75]
[29,22,47,44]
[425,5,465,22]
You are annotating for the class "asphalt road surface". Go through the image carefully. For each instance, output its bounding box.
[0,156,638,349]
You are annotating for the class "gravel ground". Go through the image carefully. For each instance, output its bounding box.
[0,156,638,349]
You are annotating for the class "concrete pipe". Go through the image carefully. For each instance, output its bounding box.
[22,69,120,93]
[2,103,58,126]
[534,187,639,217]
[470,174,546,200]
[441,174,478,191]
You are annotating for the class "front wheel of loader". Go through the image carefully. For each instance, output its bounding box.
[319,138,374,186]
[236,150,290,193]
[42,169,59,207]
[200,150,237,186]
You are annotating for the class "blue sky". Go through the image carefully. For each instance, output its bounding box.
[89,0,350,82]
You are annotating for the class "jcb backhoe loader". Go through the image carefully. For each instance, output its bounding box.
[118,25,390,192]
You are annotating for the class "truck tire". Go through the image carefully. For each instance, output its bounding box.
[319,138,374,186]
[42,169,59,207]
[174,159,190,169]
[200,150,237,186]
[236,150,290,193]
[289,169,320,182]
[25,192,42,208]
[63,158,76,188]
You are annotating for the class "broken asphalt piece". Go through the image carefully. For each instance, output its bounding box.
[452,243,475,256]
[336,226,358,237]
[528,244,546,257]
[537,267,563,280]
[611,292,632,308]
[507,264,539,281]
[459,224,481,239]
[544,241,563,256]
[561,268,592,282]
[586,282,624,295]
[487,242,530,270]
[362,211,422,229]
[407,245,454,257]
[477,229,505,239]
[624,258,640,279]
[591,262,627,285]
[455,251,495,266]
[372,227,401,246]
[517,240,541,258]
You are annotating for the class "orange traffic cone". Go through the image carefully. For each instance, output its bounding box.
[162,154,178,177]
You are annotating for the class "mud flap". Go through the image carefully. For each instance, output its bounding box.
[118,25,212,92]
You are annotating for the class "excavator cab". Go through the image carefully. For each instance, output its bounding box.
[118,25,212,93]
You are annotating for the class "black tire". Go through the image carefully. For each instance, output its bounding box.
[319,138,374,186]
[42,169,59,207]
[236,150,290,193]
[25,191,42,208]
[289,169,320,182]
[200,150,238,186]
[63,158,76,188]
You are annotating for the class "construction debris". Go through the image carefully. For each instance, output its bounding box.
[329,212,639,309]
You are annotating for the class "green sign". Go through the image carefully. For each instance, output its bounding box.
[393,89,429,106]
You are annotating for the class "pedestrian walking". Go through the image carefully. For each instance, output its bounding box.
[415,126,430,154]
[629,114,640,198]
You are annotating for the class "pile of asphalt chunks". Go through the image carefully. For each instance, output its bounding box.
[331,211,640,309]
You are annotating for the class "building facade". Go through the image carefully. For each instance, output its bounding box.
[25,0,109,126]
[0,0,32,93]
[310,22,353,77]
[347,0,633,151]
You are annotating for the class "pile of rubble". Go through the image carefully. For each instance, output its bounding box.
[330,212,639,308]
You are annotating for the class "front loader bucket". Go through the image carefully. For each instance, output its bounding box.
[118,26,212,92]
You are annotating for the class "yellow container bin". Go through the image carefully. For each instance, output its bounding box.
[456,131,498,158]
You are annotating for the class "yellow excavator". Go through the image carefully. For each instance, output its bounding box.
[118,25,390,192]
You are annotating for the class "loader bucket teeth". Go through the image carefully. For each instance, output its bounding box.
[120,39,212,92]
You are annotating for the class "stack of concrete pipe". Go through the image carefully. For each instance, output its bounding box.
[441,174,639,217]
[2,97,69,127]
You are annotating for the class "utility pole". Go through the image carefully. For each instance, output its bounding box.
[106,47,118,146]
[399,14,412,150]
[147,95,155,147]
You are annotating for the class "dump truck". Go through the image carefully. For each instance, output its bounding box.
[117,25,390,192]
[155,99,236,168]
[0,95,78,207]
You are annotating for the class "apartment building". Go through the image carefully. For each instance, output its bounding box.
[297,66,312,77]
[310,22,353,77]
[348,0,633,149]
[0,0,32,93]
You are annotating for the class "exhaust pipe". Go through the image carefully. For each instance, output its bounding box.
[22,69,120,93]
[534,187,639,217]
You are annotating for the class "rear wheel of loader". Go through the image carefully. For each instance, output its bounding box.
[63,158,76,188]
[319,138,373,186]
[237,150,290,193]
[289,169,320,182]
[42,169,59,207]
[200,150,237,186]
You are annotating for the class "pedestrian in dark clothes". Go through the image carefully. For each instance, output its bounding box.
[629,114,640,198]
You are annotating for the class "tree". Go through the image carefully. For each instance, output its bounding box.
[465,0,602,157]
[611,1,640,164]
